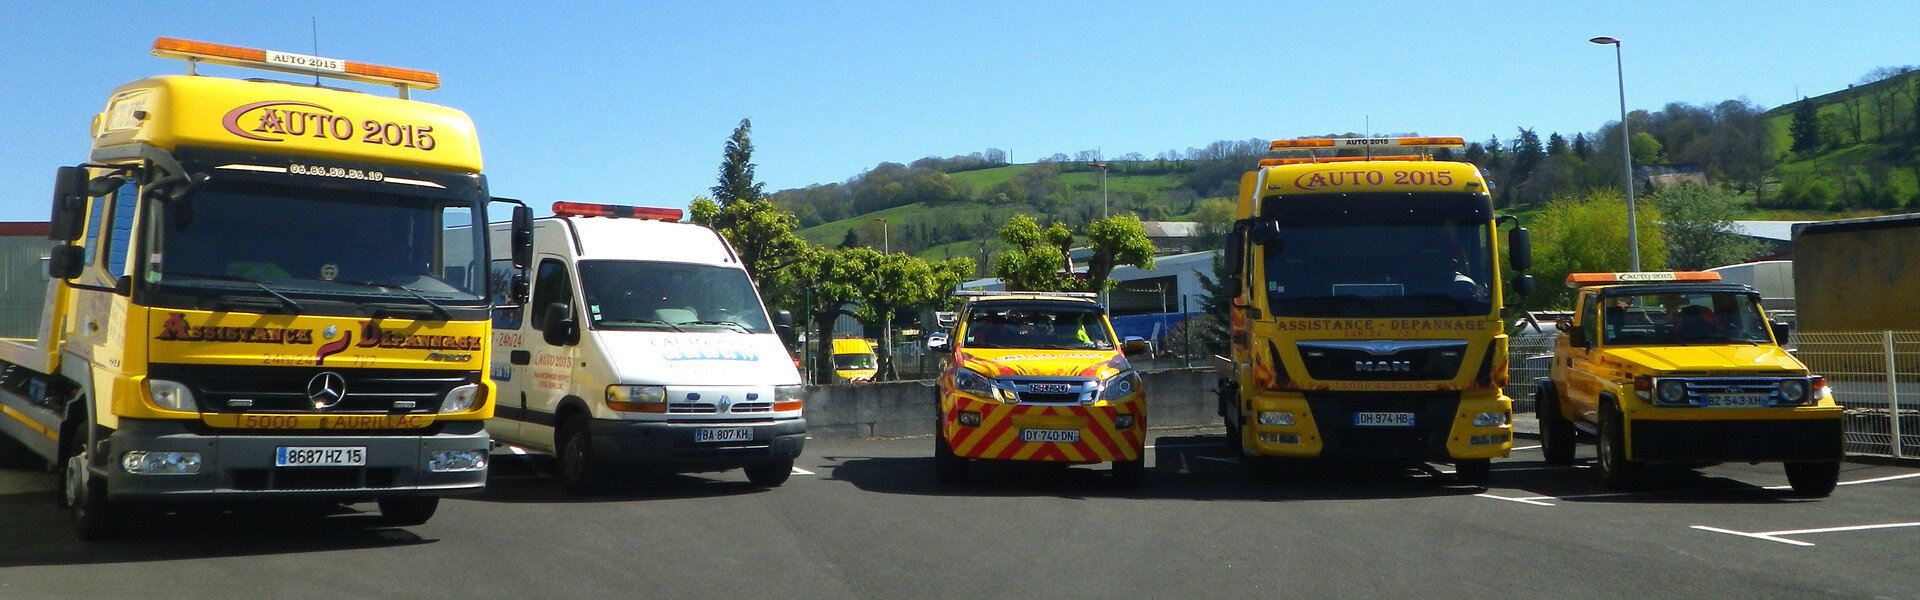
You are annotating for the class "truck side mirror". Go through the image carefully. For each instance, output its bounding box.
[1508,227,1532,273]
[1770,320,1792,343]
[1512,274,1535,296]
[511,205,535,270]
[1566,324,1587,348]
[1246,220,1282,251]
[541,302,577,346]
[49,166,90,242]
[1122,337,1152,356]
[46,245,84,280]
[773,309,795,345]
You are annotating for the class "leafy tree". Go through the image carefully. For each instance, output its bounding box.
[1629,131,1665,165]
[1547,132,1569,156]
[712,118,764,205]
[993,214,1078,292]
[1647,184,1765,270]
[1525,189,1667,310]
[688,194,807,293]
[1572,133,1592,159]
[1193,198,1235,251]
[1790,99,1822,153]
[1083,213,1157,293]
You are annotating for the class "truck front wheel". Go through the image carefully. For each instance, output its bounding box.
[1596,401,1642,490]
[1536,382,1576,466]
[62,422,130,541]
[744,460,794,487]
[1455,458,1490,487]
[1784,461,1840,498]
[557,413,610,494]
[376,497,439,526]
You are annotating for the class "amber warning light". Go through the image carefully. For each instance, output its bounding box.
[151,37,440,95]
[552,202,685,221]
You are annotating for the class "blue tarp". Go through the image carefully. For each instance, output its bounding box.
[1110,312,1200,343]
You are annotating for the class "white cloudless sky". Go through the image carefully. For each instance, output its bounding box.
[2,0,1915,221]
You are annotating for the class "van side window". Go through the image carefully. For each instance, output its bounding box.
[1578,293,1600,346]
[530,258,573,331]
[490,259,523,329]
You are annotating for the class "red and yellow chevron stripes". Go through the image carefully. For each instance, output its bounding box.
[943,396,1144,462]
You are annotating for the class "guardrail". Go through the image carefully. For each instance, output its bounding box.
[1503,329,1920,460]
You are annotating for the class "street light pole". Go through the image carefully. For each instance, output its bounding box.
[873,218,889,254]
[1591,36,1640,271]
[1095,162,1109,219]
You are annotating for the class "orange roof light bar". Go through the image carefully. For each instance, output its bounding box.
[152,37,441,93]
[1565,271,1723,288]
[1269,136,1466,150]
[1258,155,1427,166]
[552,201,685,221]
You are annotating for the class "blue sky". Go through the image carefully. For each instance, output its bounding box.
[2,1,1916,222]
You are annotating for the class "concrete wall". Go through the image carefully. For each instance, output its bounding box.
[801,368,1222,438]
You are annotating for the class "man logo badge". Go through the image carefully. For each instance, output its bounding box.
[1354,360,1413,373]
[308,372,348,410]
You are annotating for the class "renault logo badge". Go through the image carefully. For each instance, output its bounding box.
[308,372,348,410]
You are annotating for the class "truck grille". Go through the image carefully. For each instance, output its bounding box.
[1000,377,1098,405]
[1298,340,1469,381]
[148,364,476,414]
[1304,391,1460,458]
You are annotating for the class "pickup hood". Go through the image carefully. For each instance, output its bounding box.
[593,330,800,385]
[958,348,1129,380]
[1606,344,1807,374]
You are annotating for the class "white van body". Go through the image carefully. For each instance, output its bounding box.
[487,210,804,491]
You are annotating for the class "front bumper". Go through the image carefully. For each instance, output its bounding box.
[941,395,1145,463]
[1627,407,1845,462]
[1245,389,1512,461]
[589,417,806,472]
[98,418,489,501]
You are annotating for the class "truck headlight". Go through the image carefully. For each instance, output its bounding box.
[122,451,202,475]
[441,383,483,413]
[1099,371,1141,401]
[955,368,1012,403]
[607,385,668,412]
[1656,379,1688,405]
[1778,378,1809,404]
[1258,411,1294,426]
[428,449,489,472]
[147,379,199,412]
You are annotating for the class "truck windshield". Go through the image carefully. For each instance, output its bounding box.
[962,305,1114,350]
[577,260,772,334]
[834,353,878,370]
[1260,191,1495,318]
[148,181,487,307]
[1601,291,1771,345]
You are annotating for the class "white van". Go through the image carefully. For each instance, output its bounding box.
[487,202,805,492]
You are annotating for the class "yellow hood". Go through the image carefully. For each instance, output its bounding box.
[1606,344,1807,374]
[957,348,1129,379]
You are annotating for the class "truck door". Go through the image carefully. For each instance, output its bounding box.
[519,256,579,451]
[1564,291,1605,423]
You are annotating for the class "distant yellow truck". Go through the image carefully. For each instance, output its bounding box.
[831,338,879,382]
[1537,271,1844,496]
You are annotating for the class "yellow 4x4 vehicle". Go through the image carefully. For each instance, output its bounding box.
[1537,272,1845,496]
[929,292,1149,486]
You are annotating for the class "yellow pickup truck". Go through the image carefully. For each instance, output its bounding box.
[1536,272,1844,496]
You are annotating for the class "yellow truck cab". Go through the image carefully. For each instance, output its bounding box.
[831,338,879,382]
[0,39,533,539]
[1537,271,1844,496]
[1220,137,1533,486]
[929,291,1149,486]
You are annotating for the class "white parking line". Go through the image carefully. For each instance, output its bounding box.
[1474,493,1556,506]
[1478,469,1920,506]
[792,466,814,476]
[1692,522,1920,547]
[1511,444,1542,451]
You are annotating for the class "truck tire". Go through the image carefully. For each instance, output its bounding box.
[557,413,610,494]
[1454,458,1490,487]
[376,497,439,526]
[744,460,794,487]
[1596,400,1642,490]
[933,391,967,484]
[1536,382,1576,466]
[1219,380,1241,452]
[62,418,130,541]
[1112,458,1145,488]
[1784,461,1840,498]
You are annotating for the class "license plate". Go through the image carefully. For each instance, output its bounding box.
[1353,412,1416,427]
[275,446,366,467]
[695,427,754,443]
[1702,393,1770,408]
[1028,383,1072,394]
[1020,429,1080,443]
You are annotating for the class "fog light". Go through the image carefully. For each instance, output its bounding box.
[122,451,202,475]
[1115,414,1136,429]
[1469,434,1509,446]
[957,411,982,427]
[428,449,489,472]
[1472,412,1509,427]
[1258,433,1300,445]
[1258,411,1295,426]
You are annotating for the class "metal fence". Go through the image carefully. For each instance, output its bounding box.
[1503,329,1920,460]
[1791,331,1920,459]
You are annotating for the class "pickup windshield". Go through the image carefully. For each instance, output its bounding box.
[146,181,488,312]
[577,260,772,334]
[962,305,1114,350]
[1260,192,1496,318]
[1601,291,1772,345]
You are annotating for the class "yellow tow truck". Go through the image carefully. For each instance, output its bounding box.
[1537,271,1844,496]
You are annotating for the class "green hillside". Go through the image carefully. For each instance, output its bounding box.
[1761,68,1920,210]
